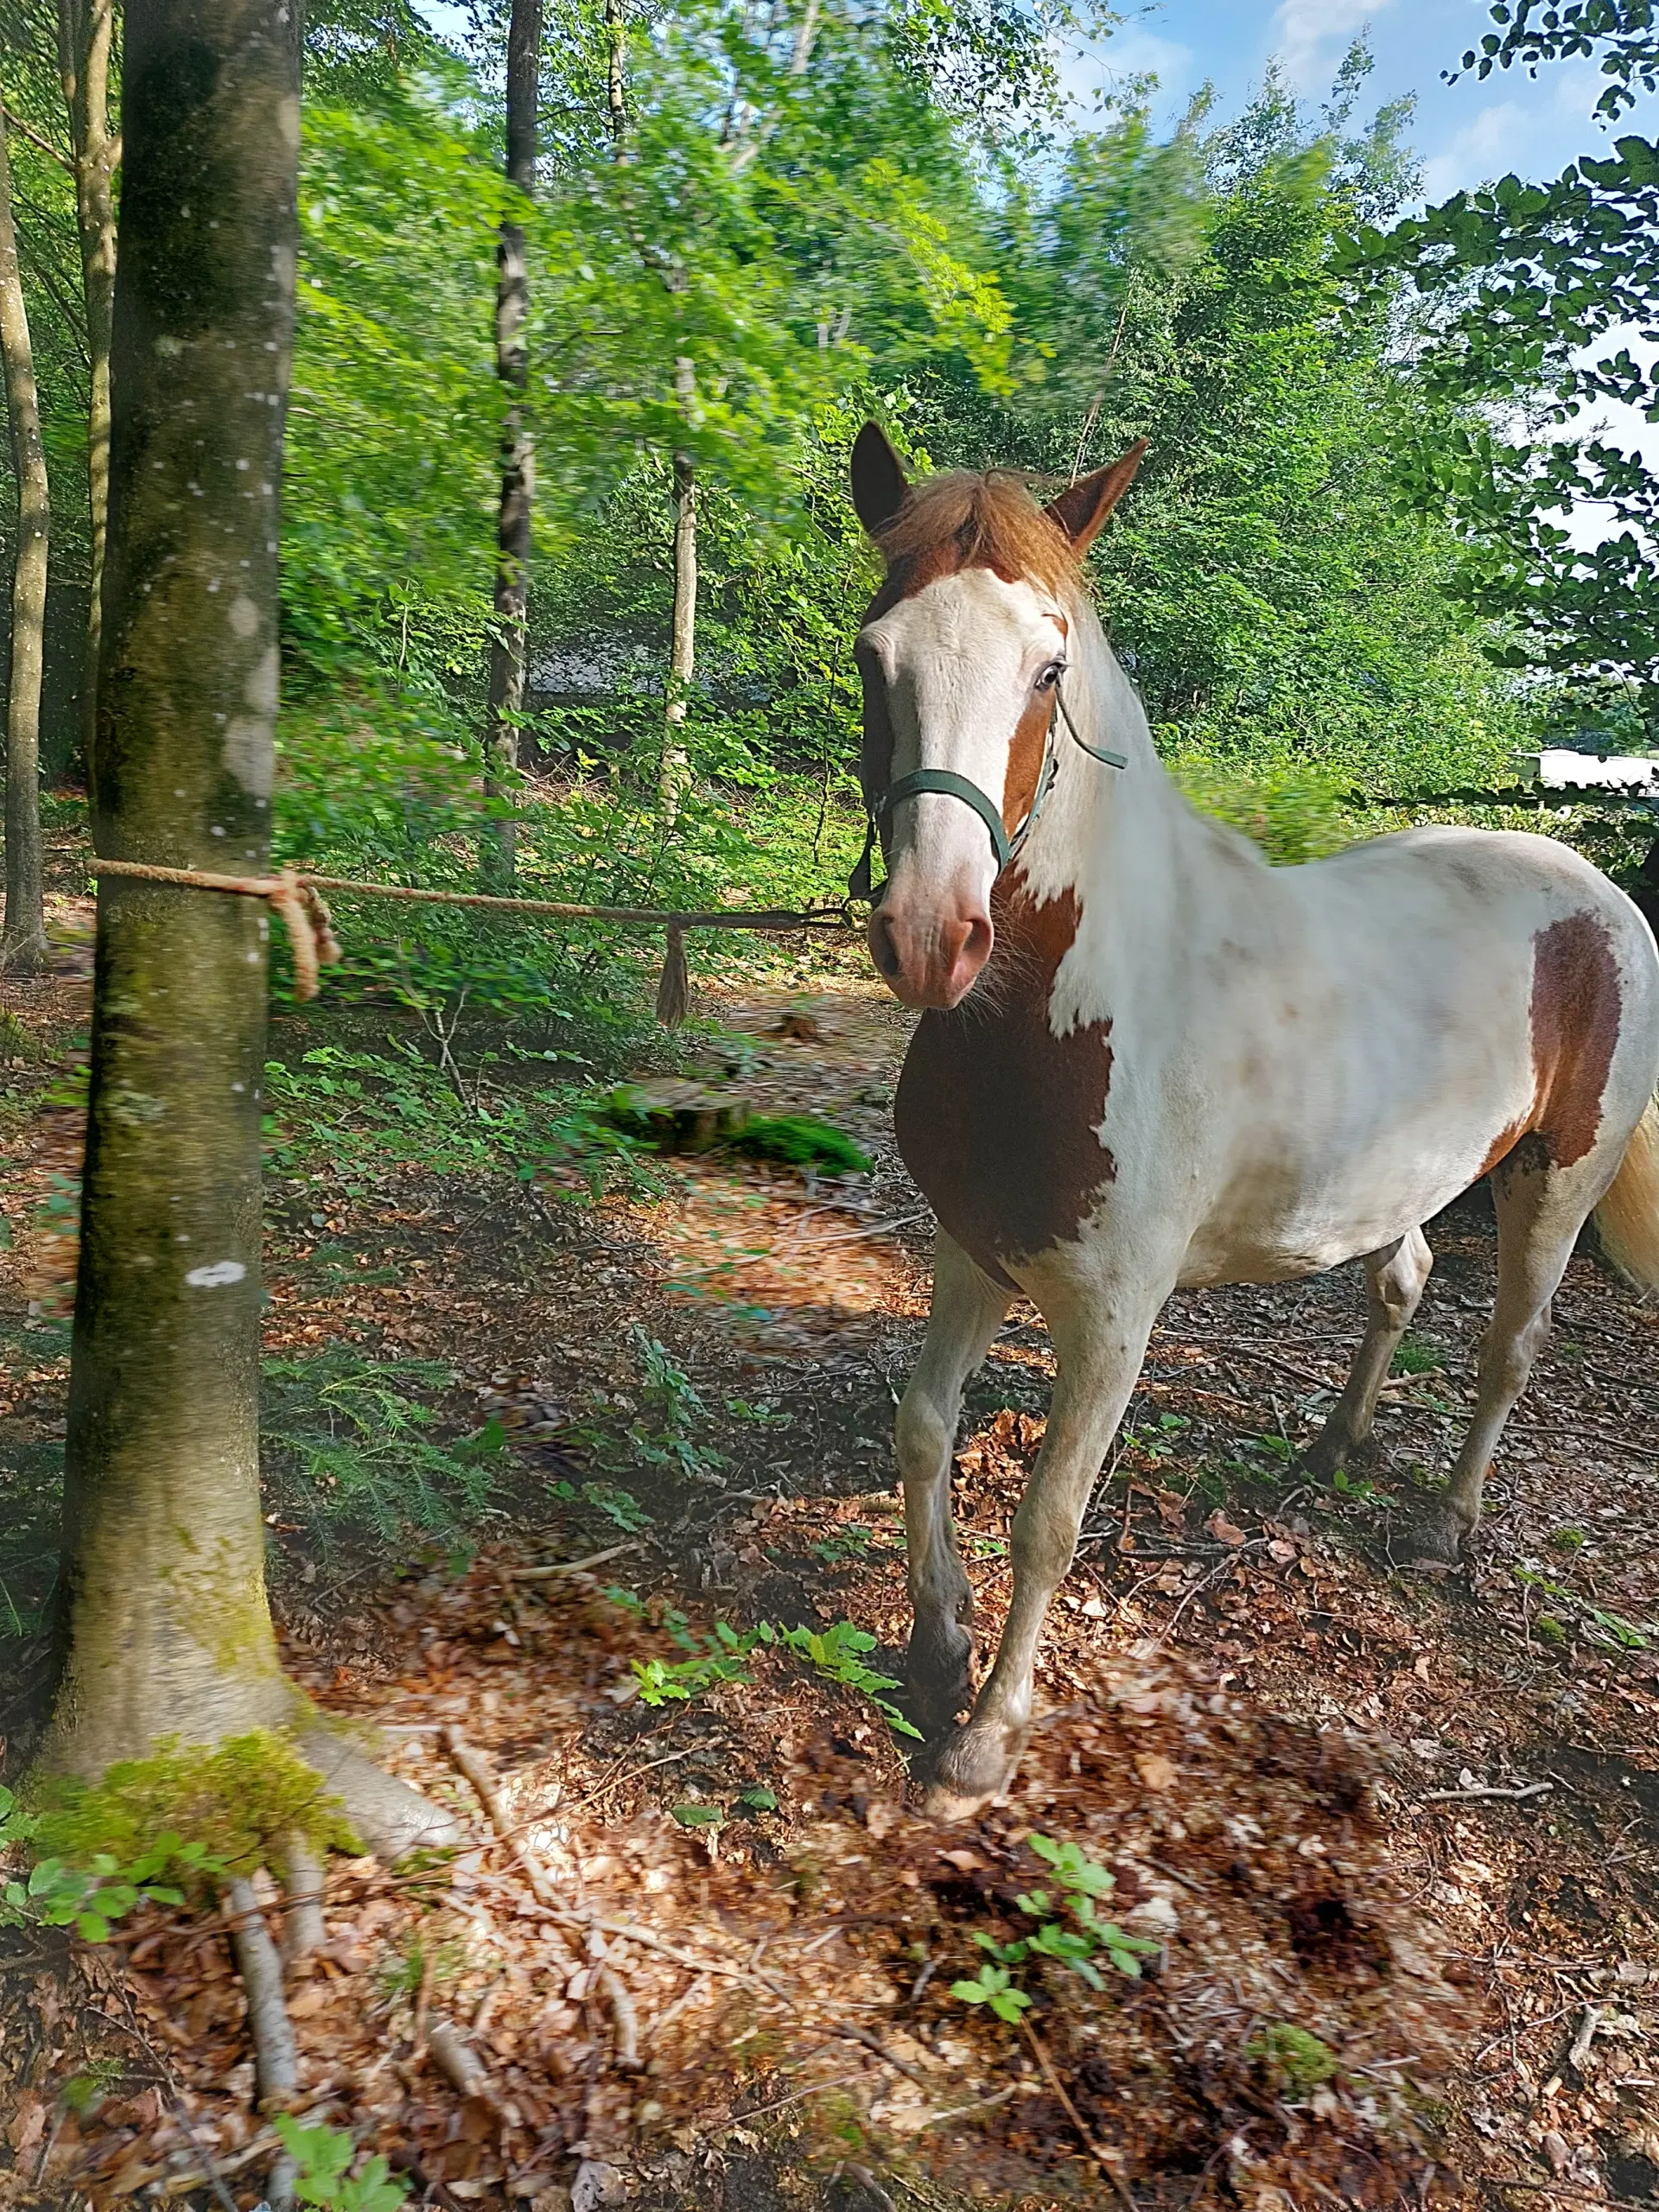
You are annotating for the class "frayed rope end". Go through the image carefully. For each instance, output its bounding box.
[655,925,690,1027]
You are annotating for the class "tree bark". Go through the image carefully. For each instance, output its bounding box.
[480,0,542,891]
[660,357,696,825]
[0,105,51,973]
[604,0,627,150]
[40,0,454,1861]
[57,0,120,778]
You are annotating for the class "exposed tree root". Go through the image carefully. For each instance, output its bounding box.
[298,1722,463,1859]
[426,2017,502,2113]
[442,1724,560,1906]
[596,1962,641,2069]
[226,1876,299,2212]
[277,1830,326,1963]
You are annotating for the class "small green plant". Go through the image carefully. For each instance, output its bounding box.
[1391,1334,1441,1376]
[0,1786,218,1942]
[551,1478,652,1534]
[1332,1468,1398,1508]
[271,2115,410,2211]
[1549,1526,1587,1552]
[1249,2022,1338,2094]
[776,1620,922,1740]
[950,1832,1157,2023]
[632,1615,921,1738]
[626,1327,728,1484]
[1515,1567,1651,1650]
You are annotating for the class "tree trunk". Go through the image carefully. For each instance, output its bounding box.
[41,0,454,1860]
[480,0,542,891]
[57,0,120,779]
[660,358,696,825]
[0,107,51,974]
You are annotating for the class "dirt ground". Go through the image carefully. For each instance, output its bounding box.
[3,889,1658,2212]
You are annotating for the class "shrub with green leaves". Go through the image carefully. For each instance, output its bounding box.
[0,1786,215,1943]
[272,2114,410,2212]
[950,1833,1158,2022]
[631,1614,921,1738]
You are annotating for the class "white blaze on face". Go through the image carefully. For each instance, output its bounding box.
[861,569,1067,1007]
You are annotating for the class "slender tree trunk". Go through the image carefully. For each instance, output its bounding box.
[604,0,626,149]
[0,105,51,973]
[57,0,119,779]
[660,357,696,824]
[40,0,454,1860]
[480,0,542,891]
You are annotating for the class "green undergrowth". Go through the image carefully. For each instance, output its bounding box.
[262,1345,506,1546]
[631,1612,922,1739]
[3,1732,357,1942]
[950,1834,1159,2022]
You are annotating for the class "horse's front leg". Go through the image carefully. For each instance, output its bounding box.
[926,1284,1160,1821]
[898,1235,1010,1736]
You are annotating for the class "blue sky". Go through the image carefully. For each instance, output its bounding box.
[1072,0,1658,201]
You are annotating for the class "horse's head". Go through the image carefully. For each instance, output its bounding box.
[849,423,1146,1010]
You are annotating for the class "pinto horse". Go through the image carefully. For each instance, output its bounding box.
[848,423,1659,1820]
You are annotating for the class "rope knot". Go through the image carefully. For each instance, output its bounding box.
[265,869,342,1001]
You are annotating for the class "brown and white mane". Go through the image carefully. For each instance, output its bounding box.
[848,423,1659,1819]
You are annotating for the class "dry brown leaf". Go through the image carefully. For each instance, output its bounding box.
[1207,1510,1247,1547]
[1135,1752,1178,1792]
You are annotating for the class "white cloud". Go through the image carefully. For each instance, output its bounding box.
[1421,100,1528,199]
[1270,0,1395,91]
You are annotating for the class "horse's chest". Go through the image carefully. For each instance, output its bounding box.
[894,902,1116,1282]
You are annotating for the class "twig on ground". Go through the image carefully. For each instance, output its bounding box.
[915,2083,1020,2129]
[596,1963,642,2069]
[1020,2014,1134,2203]
[1423,1781,1553,1803]
[563,1744,698,1814]
[426,2018,501,2112]
[728,2071,867,2125]
[442,1726,560,1909]
[1568,2003,1604,2073]
[506,1540,644,1581]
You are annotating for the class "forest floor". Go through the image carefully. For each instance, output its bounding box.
[3,872,1659,2212]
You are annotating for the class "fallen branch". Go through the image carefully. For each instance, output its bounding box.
[442,1727,560,1909]
[1423,1781,1553,1803]
[596,1963,641,2069]
[427,2018,501,2112]
[916,2083,1020,2130]
[506,1540,644,1582]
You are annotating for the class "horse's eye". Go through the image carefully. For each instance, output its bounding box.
[1035,660,1065,692]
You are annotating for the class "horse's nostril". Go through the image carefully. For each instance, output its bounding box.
[869,912,901,979]
[963,914,993,967]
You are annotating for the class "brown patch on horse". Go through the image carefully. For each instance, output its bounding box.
[1002,690,1052,836]
[868,473,1082,615]
[1529,912,1621,1166]
[1479,912,1622,1177]
[895,882,1115,1284]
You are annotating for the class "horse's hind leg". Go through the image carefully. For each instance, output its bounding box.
[1410,1142,1594,1563]
[898,1233,1010,1735]
[1303,1229,1433,1479]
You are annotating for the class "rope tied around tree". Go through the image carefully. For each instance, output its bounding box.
[86,856,859,1023]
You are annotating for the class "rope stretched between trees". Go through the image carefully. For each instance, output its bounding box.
[86,857,861,1023]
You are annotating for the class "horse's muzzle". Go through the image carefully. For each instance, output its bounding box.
[868,899,994,1010]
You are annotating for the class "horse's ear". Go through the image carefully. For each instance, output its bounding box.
[851,422,909,537]
[1045,438,1148,554]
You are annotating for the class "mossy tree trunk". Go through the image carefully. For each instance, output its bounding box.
[0,105,51,974]
[57,0,120,774]
[42,0,453,1859]
[480,0,542,891]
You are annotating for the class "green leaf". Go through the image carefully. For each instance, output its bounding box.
[738,1787,779,1811]
[671,1803,724,1827]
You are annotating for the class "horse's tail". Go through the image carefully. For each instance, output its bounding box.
[1596,1092,1659,1290]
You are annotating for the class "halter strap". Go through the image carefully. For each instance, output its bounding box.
[879,769,1013,871]
[849,671,1126,899]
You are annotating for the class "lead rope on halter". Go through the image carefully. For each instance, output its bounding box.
[847,670,1128,900]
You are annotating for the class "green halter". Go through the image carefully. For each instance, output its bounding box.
[849,673,1127,901]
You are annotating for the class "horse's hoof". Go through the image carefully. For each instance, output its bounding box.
[1404,1515,1465,1565]
[918,1726,1020,1822]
